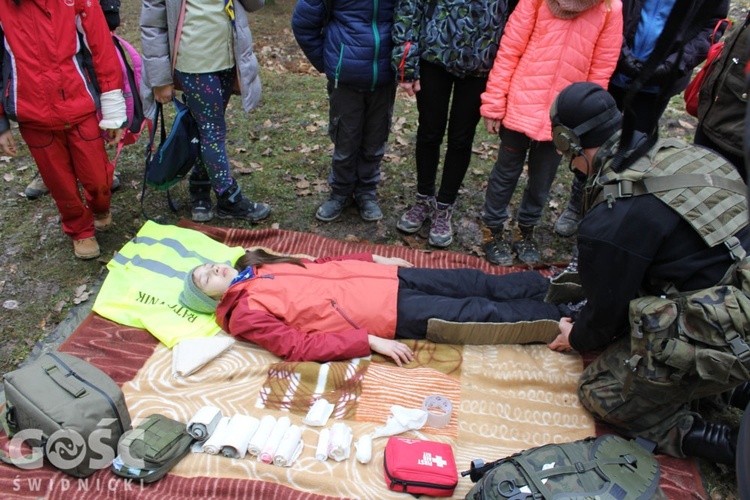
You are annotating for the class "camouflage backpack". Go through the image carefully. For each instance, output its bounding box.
[464,435,662,499]
[589,139,750,399]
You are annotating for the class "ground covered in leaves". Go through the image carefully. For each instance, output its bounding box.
[0,0,747,497]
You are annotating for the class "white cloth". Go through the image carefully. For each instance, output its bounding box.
[187,406,222,440]
[259,416,291,463]
[371,405,428,439]
[315,428,330,461]
[202,416,231,455]
[355,434,372,464]
[302,398,335,426]
[221,414,260,459]
[273,425,303,467]
[98,89,127,129]
[172,336,235,377]
[328,422,352,462]
[247,415,276,456]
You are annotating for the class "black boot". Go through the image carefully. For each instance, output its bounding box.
[189,178,214,222]
[682,418,738,465]
[728,382,750,410]
[216,180,271,222]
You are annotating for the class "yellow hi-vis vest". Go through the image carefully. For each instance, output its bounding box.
[93,221,245,347]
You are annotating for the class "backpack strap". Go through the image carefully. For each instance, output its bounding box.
[0,403,45,470]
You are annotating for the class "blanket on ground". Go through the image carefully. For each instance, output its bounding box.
[0,221,705,499]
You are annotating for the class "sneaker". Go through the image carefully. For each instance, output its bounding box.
[513,224,541,265]
[356,197,383,222]
[397,194,435,233]
[191,199,214,222]
[316,195,351,222]
[216,181,271,222]
[428,202,453,247]
[25,174,50,199]
[481,225,514,266]
[73,237,100,260]
[111,174,121,193]
[94,211,112,231]
[554,206,581,237]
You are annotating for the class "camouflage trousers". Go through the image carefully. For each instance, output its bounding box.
[577,337,741,458]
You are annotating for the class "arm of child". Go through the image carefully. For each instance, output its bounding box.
[368,335,414,367]
[0,130,17,157]
[391,0,425,83]
[586,1,623,88]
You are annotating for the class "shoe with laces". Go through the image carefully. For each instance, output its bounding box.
[191,199,214,222]
[397,194,435,233]
[428,201,453,247]
[94,210,112,231]
[216,181,271,222]
[481,225,514,266]
[554,206,581,237]
[356,197,383,222]
[73,237,100,260]
[513,223,541,265]
[25,174,50,200]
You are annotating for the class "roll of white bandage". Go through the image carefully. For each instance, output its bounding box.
[247,415,276,456]
[259,416,291,464]
[273,425,303,467]
[315,428,330,461]
[187,405,222,440]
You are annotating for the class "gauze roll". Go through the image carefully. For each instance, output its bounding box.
[355,434,372,464]
[315,428,330,461]
[202,416,230,455]
[273,425,303,467]
[302,398,335,426]
[187,406,222,440]
[247,415,276,456]
[259,416,291,464]
[221,414,260,459]
[328,422,352,462]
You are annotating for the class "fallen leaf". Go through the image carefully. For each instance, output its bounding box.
[230,159,244,168]
[3,300,18,310]
[261,148,273,156]
[74,284,87,297]
[234,147,247,154]
[0,156,11,163]
[344,234,361,243]
[3,173,13,182]
[16,165,29,171]
[296,180,311,189]
[53,300,66,313]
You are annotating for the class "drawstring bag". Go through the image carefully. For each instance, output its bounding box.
[684,18,732,117]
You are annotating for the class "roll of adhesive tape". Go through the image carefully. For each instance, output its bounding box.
[422,395,452,428]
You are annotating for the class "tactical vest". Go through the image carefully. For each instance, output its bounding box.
[587,139,750,399]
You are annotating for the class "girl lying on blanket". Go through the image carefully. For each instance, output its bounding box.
[179,249,568,366]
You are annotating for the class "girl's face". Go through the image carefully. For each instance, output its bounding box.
[193,263,239,300]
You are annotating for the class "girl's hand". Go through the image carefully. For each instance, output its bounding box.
[105,128,124,146]
[548,318,573,352]
[368,335,414,367]
[154,84,175,104]
[0,130,17,156]
[372,254,414,268]
[484,117,501,135]
[398,80,420,97]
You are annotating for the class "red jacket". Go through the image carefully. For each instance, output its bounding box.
[216,253,400,362]
[0,0,123,132]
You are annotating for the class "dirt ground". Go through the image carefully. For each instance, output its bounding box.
[0,0,747,497]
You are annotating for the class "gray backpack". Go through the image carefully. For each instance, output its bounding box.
[1,352,132,477]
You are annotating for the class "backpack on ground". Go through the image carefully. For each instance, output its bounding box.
[1,352,132,478]
[464,435,662,500]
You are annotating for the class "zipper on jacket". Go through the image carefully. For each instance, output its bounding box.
[330,300,361,329]
[47,353,126,435]
[335,43,344,88]
[370,0,380,91]
[398,41,411,83]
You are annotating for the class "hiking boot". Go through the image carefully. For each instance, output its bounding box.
[429,202,453,247]
[356,196,383,222]
[94,210,112,231]
[554,206,581,237]
[316,194,351,222]
[513,223,541,265]
[481,225,514,266]
[397,194,435,233]
[25,174,50,199]
[73,237,100,260]
[216,181,271,222]
[189,179,214,222]
[682,418,738,465]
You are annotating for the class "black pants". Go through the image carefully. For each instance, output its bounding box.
[395,268,562,339]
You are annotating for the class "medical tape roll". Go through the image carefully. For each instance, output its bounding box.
[422,395,452,428]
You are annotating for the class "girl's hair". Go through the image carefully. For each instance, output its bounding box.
[234,248,306,271]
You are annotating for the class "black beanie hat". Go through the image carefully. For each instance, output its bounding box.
[551,82,622,149]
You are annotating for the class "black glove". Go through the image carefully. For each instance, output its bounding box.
[617,52,643,79]
[646,61,675,85]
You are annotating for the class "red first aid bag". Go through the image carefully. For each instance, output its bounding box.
[383,437,458,497]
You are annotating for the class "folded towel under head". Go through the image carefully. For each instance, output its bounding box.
[221,414,260,459]
[187,405,223,440]
[315,428,330,461]
[202,416,231,455]
[273,425,303,467]
[259,416,291,464]
[247,415,276,456]
[328,422,352,462]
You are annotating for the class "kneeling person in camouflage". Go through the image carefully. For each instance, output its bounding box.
[547,82,750,465]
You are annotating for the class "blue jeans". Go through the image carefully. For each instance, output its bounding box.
[174,68,235,194]
[482,127,561,228]
[326,80,396,200]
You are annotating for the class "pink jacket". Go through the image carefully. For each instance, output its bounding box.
[480,0,622,141]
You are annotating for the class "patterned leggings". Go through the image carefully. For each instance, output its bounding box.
[174,68,235,194]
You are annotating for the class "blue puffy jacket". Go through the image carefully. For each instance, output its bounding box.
[292,0,395,91]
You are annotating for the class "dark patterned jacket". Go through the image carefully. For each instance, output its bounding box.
[391,0,512,81]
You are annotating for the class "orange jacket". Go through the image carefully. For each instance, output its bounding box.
[480,0,622,141]
[215,253,399,362]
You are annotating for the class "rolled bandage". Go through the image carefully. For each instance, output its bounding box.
[221,414,260,459]
[328,422,352,462]
[422,395,453,428]
[273,425,303,467]
[202,416,230,455]
[315,428,330,461]
[302,398,335,426]
[259,416,291,464]
[98,89,127,129]
[355,434,372,464]
[247,415,276,456]
[187,406,222,440]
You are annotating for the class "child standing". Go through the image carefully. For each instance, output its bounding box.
[292,0,397,222]
[479,0,622,266]
[0,0,126,259]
